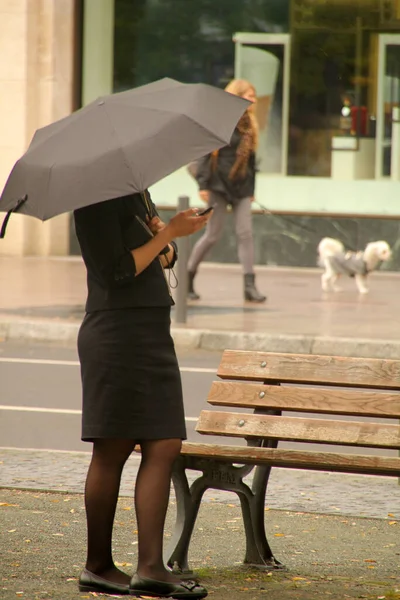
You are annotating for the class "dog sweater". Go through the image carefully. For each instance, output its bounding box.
[326,251,369,277]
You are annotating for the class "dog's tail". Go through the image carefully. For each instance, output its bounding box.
[318,237,344,257]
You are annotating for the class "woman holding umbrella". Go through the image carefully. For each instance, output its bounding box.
[74,192,209,598]
[0,77,249,598]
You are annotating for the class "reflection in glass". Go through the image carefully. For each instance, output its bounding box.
[239,44,284,174]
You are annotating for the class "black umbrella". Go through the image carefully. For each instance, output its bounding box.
[0,77,249,236]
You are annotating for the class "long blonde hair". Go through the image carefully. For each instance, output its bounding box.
[224,79,259,150]
[211,79,259,180]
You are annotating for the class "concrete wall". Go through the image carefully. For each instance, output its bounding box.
[0,0,75,256]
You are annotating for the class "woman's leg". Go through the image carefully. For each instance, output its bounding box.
[84,438,136,584]
[187,193,227,299]
[232,199,266,302]
[232,198,255,274]
[135,438,182,582]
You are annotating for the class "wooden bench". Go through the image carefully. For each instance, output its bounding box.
[166,349,400,574]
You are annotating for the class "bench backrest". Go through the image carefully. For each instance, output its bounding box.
[195,350,400,460]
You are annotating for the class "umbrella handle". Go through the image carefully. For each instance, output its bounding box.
[0,195,28,239]
[141,189,156,218]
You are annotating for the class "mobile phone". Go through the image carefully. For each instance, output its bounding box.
[198,206,214,216]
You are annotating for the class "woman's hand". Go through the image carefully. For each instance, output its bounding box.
[199,190,210,203]
[166,208,209,239]
[147,216,165,235]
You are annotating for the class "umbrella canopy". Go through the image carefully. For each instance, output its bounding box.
[0,77,249,227]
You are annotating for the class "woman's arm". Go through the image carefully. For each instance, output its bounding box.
[146,214,177,268]
[132,211,208,273]
[131,227,175,274]
[195,154,212,191]
[74,200,137,289]
[75,199,208,288]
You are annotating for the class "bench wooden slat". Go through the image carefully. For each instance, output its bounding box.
[208,381,400,418]
[181,442,400,477]
[217,350,400,390]
[196,410,400,449]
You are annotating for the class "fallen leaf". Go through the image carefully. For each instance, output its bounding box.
[364,559,376,563]
[274,533,285,537]
[0,503,19,507]
[8,529,16,533]
[389,521,397,525]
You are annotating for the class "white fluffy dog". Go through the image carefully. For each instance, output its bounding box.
[318,237,392,294]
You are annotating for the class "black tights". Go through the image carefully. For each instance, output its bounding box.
[84,438,182,584]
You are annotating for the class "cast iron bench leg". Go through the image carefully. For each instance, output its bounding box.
[167,459,207,574]
[167,457,283,573]
[241,464,283,569]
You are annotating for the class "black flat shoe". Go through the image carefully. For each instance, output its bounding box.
[129,574,208,598]
[78,568,130,595]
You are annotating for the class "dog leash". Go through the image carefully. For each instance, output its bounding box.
[253,200,359,253]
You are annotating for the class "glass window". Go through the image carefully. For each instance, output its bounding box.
[113,0,290,92]
[113,0,400,178]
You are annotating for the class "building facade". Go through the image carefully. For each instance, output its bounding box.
[2,0,400,268]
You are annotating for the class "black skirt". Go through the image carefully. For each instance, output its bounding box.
[77,307,186,441]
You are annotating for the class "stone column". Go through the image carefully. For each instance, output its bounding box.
[0,0,76,256]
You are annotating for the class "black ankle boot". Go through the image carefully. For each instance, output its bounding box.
[244,273,266,303]
[188,271,200,300]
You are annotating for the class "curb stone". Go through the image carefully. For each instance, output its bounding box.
[311,336,400,359]
[0,318,79,345]
[1,316,400,358]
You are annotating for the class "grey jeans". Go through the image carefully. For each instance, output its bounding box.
[187,192,255,274]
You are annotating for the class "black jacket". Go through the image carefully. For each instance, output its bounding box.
[74,192,176,313]
[195,128,256,202]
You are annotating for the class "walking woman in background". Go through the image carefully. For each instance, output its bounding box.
[187,78,266,303]
[74,192,209,599]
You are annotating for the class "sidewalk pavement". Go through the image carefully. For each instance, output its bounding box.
[1,446,400,600]
[0,256,400,358]
[1,466,400,600]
